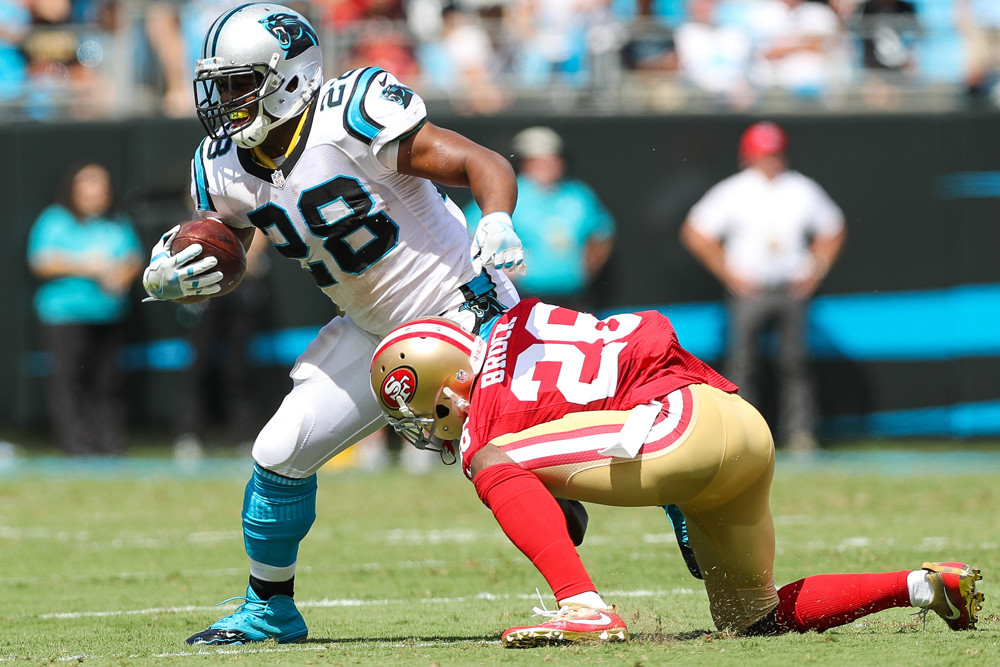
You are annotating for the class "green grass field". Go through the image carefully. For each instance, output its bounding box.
[1,443,998,665]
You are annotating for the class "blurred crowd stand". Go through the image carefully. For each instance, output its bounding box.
[745,0,849,104]
[955,0,1000,104]
[850,0,922,109]
[0,0,996,121]
[674,0,754,109]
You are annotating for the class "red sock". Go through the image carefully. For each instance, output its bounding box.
[473,463,595,600]
[775,571,912,632]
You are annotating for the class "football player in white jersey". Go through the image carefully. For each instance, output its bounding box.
[139,2,583,645]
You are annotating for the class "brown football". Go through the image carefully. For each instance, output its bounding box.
[171,218,247,297]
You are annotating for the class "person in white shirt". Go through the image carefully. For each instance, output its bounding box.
[679,121,846,452]
[674,0,754,108]
[746,0,846,99]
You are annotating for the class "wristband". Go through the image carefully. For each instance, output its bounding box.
[478,211,514,228]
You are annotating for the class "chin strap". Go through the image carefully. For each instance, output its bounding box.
[438,441,457,466]
[441,387,470,413]
[389,394,460,466]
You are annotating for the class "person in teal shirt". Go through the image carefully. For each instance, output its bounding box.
[464,126,616,313]
[27,162,143,455]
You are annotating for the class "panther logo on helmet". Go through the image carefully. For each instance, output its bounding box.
[194,3,323,149]
[261,13,319,60]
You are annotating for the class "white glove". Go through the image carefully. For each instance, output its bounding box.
[470,211,525,274]
[141,224,223,302]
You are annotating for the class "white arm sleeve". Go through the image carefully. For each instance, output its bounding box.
[376,140,400,170]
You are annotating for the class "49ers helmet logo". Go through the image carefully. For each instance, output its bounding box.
[380,367,417,409]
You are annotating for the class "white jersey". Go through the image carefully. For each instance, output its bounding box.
[687,167,844,286]
[190,67,490,337]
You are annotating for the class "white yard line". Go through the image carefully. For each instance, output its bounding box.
[37,588,702,620]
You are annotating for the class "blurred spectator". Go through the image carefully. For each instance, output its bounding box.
[507,0,597,90]
[673,0,754,108]
[416,2,508,114]
[464,126,615,313]
[746,0,848,100]
[955,0,1000,104]
[172,229,272,459]
[26,162,144,456]
[145,1,192,118]
[26,0,70,25]
[20,27,73,120]
[21,0,116,121]
[679,121,846,453]
[315,0,405,28]
[343,18,419,79]
[857,0,919,71]
[620,0,677,73]
[0,0,31,103]
[854,0,921,109]
[584,0,628,97]
[828,0,861,20]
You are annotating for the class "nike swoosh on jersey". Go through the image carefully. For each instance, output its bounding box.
[378,73,388,86]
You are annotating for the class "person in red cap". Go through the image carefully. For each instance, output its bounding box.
[680,121,846,453]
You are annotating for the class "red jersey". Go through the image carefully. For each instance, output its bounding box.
[462,299,737,466]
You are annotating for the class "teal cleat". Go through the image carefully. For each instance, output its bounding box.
[185,586,308,645]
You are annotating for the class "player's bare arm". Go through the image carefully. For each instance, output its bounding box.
[397,122,517,215]
[398,121,525,273]
[233,224,256,252]
[468,442,515,478]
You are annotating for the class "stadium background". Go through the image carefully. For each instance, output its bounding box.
[2,110,998,444]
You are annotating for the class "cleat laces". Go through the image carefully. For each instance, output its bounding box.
[215,596,261,615]
[528,588,563,619]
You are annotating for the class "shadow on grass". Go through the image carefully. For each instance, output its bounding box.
[302,631,720,646]
[303,634,500,645]
[631,630,717,644]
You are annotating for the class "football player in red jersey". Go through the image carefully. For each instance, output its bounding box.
[370,300,984,647]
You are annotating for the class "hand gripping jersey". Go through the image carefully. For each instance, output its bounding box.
[461,299,737,472]
[189,67,483,336]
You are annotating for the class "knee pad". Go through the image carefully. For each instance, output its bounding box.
[242,464,317,568]
[252,392,317,476]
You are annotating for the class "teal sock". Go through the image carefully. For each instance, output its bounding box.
[242,464,317,568]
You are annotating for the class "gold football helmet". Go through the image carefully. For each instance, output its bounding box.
[370,317,485,450]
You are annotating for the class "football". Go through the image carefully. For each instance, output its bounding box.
[171,218,247,298]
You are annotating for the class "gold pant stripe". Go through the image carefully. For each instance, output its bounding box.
[494,388,695,473]
[492,383,778,633]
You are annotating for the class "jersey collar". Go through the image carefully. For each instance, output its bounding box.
[238,101,317,187]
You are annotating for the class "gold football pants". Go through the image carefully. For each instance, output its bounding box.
[492,383,777,632]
